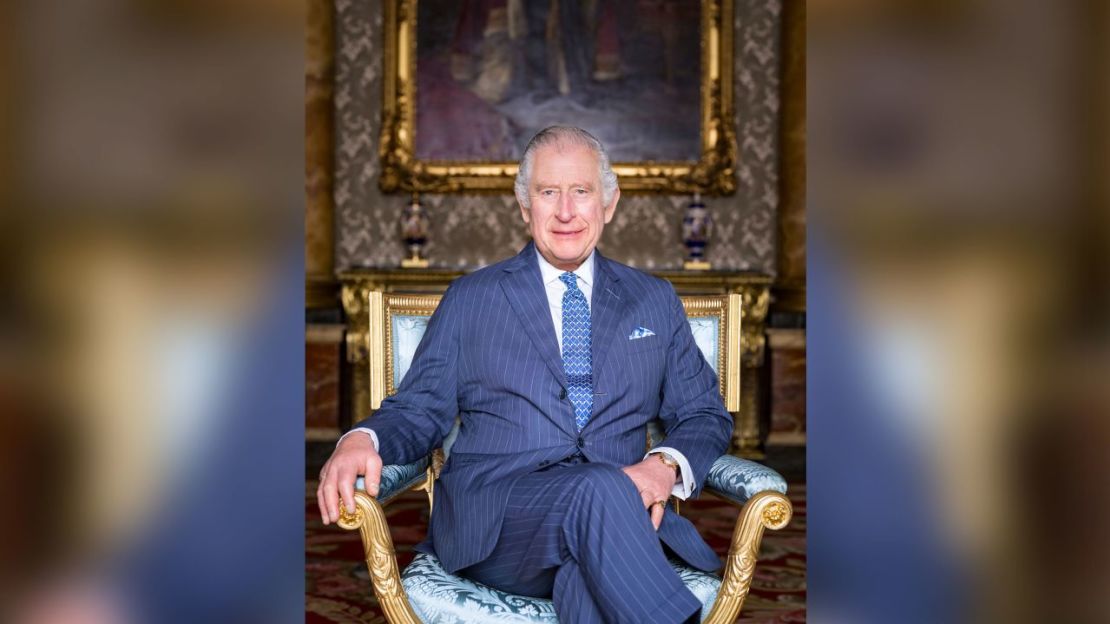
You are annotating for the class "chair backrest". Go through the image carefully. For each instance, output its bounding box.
[680,293,742,411]
[367,290,742,413]
[367,292,444,410]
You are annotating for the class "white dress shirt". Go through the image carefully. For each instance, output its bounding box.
[535,248,595,348]
[342,247,696,499]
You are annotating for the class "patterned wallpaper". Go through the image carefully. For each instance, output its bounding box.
[333,0,783,273]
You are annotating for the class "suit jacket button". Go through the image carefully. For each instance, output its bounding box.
[559,388,567,400]
[576,437,585,448]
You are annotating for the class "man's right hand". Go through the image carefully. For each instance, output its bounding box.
[317,431,382,525]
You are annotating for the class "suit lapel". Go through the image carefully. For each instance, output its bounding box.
[499,244,569,390]
[589,253,631,390]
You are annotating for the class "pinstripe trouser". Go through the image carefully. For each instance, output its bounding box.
[457,461,702,624]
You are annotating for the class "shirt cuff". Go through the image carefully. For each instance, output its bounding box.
[337,427,379,452]
[645,446,695,500]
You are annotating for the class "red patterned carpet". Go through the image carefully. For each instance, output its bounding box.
[306,481,806,622]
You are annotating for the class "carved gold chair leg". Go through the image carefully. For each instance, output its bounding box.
[337,491,422,624]
[702,491,793,624]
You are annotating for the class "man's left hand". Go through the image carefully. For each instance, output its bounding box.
[622,458,676,530]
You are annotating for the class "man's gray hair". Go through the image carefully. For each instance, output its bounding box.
[514,126,619,209]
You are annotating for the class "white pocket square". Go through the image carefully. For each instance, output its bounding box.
[628,326,656,340]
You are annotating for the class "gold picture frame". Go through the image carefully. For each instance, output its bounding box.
[379,0,737,195]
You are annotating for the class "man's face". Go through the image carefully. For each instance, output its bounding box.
[520,142,619,271]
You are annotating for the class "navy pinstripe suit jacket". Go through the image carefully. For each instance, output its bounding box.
[360,243,733,574]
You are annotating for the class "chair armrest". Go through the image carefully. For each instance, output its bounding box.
[341,456,431,624]
[338,491,422,624]
[703,454,787,505]
[355,455,430,504]
[701,456,792,624]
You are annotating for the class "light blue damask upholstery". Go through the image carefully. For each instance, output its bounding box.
[392,313,431,389]
[400,552,720,624]
[356,455,429,504]
[704,454,787,506]
[687,316,721,375]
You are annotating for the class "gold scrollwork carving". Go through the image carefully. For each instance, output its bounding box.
[739,287,770,366]
[702,490,793,624]
[341,282,373,364]
[762,501,790,527]
[740,329,766,367]
[743,288,772,322]
[378,0,738,195]
[337,492,423,624]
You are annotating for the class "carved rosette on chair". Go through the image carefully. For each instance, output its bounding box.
[683,194,713,271]
[400,193,430,268]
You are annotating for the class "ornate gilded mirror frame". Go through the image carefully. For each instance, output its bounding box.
[379,0,737,195]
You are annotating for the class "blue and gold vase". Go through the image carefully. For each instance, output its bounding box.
[400,193,430,268]
[682,194,712,270]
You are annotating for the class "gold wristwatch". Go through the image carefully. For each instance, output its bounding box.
[652,452,680,477]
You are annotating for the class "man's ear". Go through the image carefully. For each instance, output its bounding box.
[603,188,620,223]
[519,201,532,224]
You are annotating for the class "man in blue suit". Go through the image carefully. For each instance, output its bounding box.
[318,126,733,623]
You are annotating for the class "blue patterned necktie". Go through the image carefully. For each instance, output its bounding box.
[559,271,593,430]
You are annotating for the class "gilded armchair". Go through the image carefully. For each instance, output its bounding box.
[338,292,792,622]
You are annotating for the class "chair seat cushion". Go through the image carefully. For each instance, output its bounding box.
[401,552,720,623]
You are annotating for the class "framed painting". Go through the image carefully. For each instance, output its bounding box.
[379,0,737,195]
